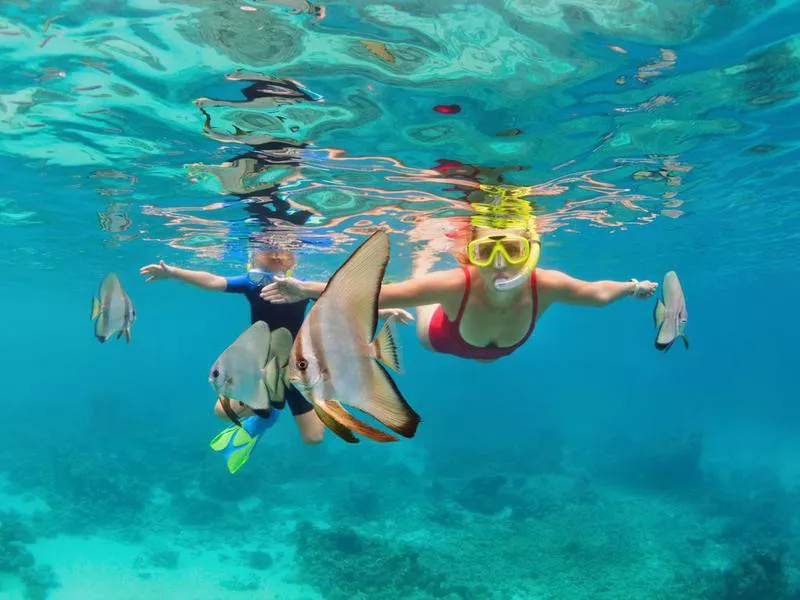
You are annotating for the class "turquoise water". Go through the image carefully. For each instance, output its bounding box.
[1,0,799,598]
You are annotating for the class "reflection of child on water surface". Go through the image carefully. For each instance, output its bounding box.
[139,249,411,445]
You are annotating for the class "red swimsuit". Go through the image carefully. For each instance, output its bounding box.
[427,267,538,360]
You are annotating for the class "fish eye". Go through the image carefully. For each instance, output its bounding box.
[212,368,219,378]
[296,359,308,371]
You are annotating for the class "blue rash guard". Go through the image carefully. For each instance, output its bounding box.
[224,275,313,416]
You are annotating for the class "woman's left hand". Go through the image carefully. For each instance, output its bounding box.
[378,308,415,325]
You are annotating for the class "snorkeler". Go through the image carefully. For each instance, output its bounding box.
[260,209,658,363]
[139,249,327,443]
[139,249,411,444]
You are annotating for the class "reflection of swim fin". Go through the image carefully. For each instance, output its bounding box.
[209,411,280,474]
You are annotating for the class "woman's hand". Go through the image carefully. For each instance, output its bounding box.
[260,276,308,303]
[631,279,658,299]
[140,260,175,282]
[378,308,415,325]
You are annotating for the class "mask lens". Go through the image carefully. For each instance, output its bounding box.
[501,238,529,264]
[469,240,496,266]
[476,240,497,264]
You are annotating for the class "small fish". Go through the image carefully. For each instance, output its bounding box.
[434,104,461,114]
[654,271,689,351]
[287,230,421,443]
[209,321,281,426]
[496,128,522,137]
[359,40,395,63]
[98,202,132,233]
[90,273,135,343]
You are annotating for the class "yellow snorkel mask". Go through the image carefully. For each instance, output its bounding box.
[469,198,540,291]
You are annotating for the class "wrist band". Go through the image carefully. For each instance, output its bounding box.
[630,278,641,297]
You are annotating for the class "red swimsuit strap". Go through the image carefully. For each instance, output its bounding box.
[530,268,538,330]
[454,266,471,323]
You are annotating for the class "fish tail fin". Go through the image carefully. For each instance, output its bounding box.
[373,317,401,373]
[653,299,665,328]
[314,404,359,444]
[264,356,279,396]
[319,400,398,443]
[91,297,101,320]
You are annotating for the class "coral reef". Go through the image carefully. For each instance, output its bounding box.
[719,545,790,600]
[590,430,707,494]
[240,550,273,571]
[0,511,59,600]
[293,521,488,600]
[219,576,260,592]
[425,428,565,480]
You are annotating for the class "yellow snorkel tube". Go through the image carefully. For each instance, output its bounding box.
[492,234,540,291]
[470,196,540,292]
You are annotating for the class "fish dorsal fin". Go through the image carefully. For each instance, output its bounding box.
[219,323,272,399]
[235,320,271,363]
[316,230,390,341]
[662,271,681,305]
[99,272,122,302]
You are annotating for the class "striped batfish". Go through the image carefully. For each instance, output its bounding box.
[90,273,135,343]
[654,270,689,351]
[286,230,421,443]
[209,321,281,426]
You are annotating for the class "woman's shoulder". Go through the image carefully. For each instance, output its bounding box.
[408,266,469,297]
[534,268,570,290]
[423,266,469,284]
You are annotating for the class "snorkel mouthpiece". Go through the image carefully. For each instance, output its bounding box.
[493,240,540,291]
[494,269,530,291]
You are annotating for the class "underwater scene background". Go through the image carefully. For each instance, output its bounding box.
[1,0,799,598]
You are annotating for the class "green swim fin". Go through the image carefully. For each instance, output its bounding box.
[209,411,280,474]
[210,425,256,474]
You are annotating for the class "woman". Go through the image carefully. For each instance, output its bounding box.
[259,219,657,362]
